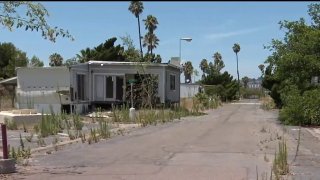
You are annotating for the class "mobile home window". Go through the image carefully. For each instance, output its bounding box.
[77,74,85,100]
[170,74,175,90]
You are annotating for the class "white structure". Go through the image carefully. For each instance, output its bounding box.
[180,83,201,98]
[15,61,181,114]
[16,67,71,114]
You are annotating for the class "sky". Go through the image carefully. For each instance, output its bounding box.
[0,1,313,80]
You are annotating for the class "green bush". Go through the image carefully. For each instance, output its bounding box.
[260,96,276,110]
[279,88,320,126]
[241,87,264,99]
[194,92,221,110]
[302,89,320,125]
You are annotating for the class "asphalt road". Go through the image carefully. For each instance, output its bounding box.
[7,99,320,180]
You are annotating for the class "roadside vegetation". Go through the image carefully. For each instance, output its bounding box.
[260,3,320,126]
[6,92,220,165]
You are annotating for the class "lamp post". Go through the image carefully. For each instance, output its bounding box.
[178,37,192,120]
[179,37,192,62]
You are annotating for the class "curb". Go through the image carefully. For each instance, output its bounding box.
[30,126,141,154]
[0,158,15,174]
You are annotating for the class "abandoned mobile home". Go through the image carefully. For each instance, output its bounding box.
[15,61,181,114]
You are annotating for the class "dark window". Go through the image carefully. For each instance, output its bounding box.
[77,74,85,100]
[106,76,114,99]
[170,74,175,90]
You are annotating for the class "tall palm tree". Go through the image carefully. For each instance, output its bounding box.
[183,61,194,83]
[49,53,63,66]
[143,32,159,56]
[143,15,158,34]
[213,52,224,73]
[199,59,209,75]
[232,43,241,98]
[143,15,159,58]
[128,1,144,58]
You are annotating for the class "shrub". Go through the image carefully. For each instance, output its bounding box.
[279,87,320,126]
[194,92,221,111]
[279,87,304,125]
[260,96,276,110]
[302,89,320,125]
[4,117,18,130]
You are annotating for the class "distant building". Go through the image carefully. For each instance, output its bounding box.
[311,76,319,85]
[247,77,262,89]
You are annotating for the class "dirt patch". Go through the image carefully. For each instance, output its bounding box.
[180,98,194,111]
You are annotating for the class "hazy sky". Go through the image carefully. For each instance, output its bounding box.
[0,1,313,80]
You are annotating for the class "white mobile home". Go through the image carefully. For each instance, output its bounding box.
[16,67,71,114]
[15,61,181,114]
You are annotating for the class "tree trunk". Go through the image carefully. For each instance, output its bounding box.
[150,41,153,58]
[236,53,240,99]
[137,16,143,59]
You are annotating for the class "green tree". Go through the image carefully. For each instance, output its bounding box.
[143,15,159,57]
[143,53,162,63]
[212,52,225,73]
[0,42,15,77]
[143,15,158,33]
[0,42,28,78]
[77,37,125,62]
[199,59,209,78]
[242,76,250,88]
[262,3,320,125]
[120,34,140,62]
[143,32,159,56]
[94,37,125,61]
[28,55,44,67]
[262,4,320,107]
[64,57,78,67]
[49,53,63,67]
[258,64,265,76]
[183,61,194,83]
[233,43,241,98]
[76,48,96,63]
[200,53,238,101]
[128,1,144,58]
[0,1,73,42]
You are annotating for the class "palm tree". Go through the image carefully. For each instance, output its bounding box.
[76,48,96,63]
[49,53,63,66]
[242,76,250,88]
[143,32,159,56]
[128,1,144,58]
[143,15,158,33]
[258,64,265,77]
[199,59,208,75]
[233,43,241,99]
[143,15,159,57]
[212,52,224,73]
[29,55,44,67]
[183,61,193,83]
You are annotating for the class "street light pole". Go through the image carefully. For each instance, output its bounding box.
[179,37,192,62]
[178,37,192,120]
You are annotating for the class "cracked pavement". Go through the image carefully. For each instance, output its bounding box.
[6,99,320,180]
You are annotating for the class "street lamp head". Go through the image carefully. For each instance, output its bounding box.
[180,37,192,42]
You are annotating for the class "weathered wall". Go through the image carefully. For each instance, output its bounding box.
[16,67,70,114]
[180,84,200,98]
